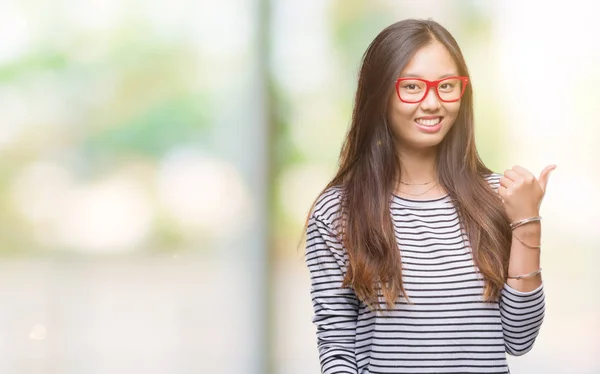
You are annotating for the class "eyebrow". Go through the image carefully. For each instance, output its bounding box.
[401,73,458,79]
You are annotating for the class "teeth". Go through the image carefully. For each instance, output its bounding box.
[416,117,442,126]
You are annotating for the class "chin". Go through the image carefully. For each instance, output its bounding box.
[396,127,450,150]
[415,135,446,148]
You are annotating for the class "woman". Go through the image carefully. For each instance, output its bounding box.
[304,19,555,373]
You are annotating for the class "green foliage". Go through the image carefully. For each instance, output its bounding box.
[0,50,69,82]
[82,94,210,161]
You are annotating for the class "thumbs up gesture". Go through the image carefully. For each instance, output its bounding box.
[498,165,556,222]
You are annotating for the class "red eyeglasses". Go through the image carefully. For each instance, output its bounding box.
[395,76,469,103]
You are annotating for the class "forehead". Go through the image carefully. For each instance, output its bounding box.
[400,42,458,79]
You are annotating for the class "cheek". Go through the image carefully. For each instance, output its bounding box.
[387,107,416,138]
[388,100,417,123]
[444,103,461,122]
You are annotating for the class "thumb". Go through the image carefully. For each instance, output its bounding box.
[538,164,556,193]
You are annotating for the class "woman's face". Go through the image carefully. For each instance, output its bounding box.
[387,41,462,151]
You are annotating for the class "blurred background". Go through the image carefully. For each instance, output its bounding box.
[0,0,598,373]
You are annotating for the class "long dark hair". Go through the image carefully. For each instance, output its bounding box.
[304,19,512,311]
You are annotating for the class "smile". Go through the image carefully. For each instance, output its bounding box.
[415,116,443,126]
[414,116,443,133]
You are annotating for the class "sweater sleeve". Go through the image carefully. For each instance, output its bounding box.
[499,283,545,356]
[305,214,359,374]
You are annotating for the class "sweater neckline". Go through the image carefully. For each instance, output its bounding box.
[391,192,451,208]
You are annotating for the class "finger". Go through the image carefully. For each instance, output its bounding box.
[512,165,535,182]
[498,185,506,197]
[503,169,522,183]
[498,185,507,202]
[499,177,513,189]
[538,164,557,192]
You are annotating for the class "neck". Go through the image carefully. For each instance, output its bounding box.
[396,147,438,184]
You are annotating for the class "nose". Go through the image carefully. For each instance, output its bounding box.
[420,86,441,111]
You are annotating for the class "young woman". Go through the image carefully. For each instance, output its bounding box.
[304,19,555,373]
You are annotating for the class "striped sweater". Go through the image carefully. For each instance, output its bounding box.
[305,174,544,373]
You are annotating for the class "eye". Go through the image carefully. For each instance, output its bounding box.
[439,79,462,92]
[403,84,419,91]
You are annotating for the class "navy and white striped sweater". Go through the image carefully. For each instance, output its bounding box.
[305,173,544,373]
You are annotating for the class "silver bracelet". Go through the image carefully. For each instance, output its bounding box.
[512,232,541,249]
[507,267,542,280]
[510,216,542,230]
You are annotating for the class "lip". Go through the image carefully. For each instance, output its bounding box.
[414,116,443,133]
[415,115,443,120]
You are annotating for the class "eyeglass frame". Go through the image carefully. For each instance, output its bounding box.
[394,76,469,104]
